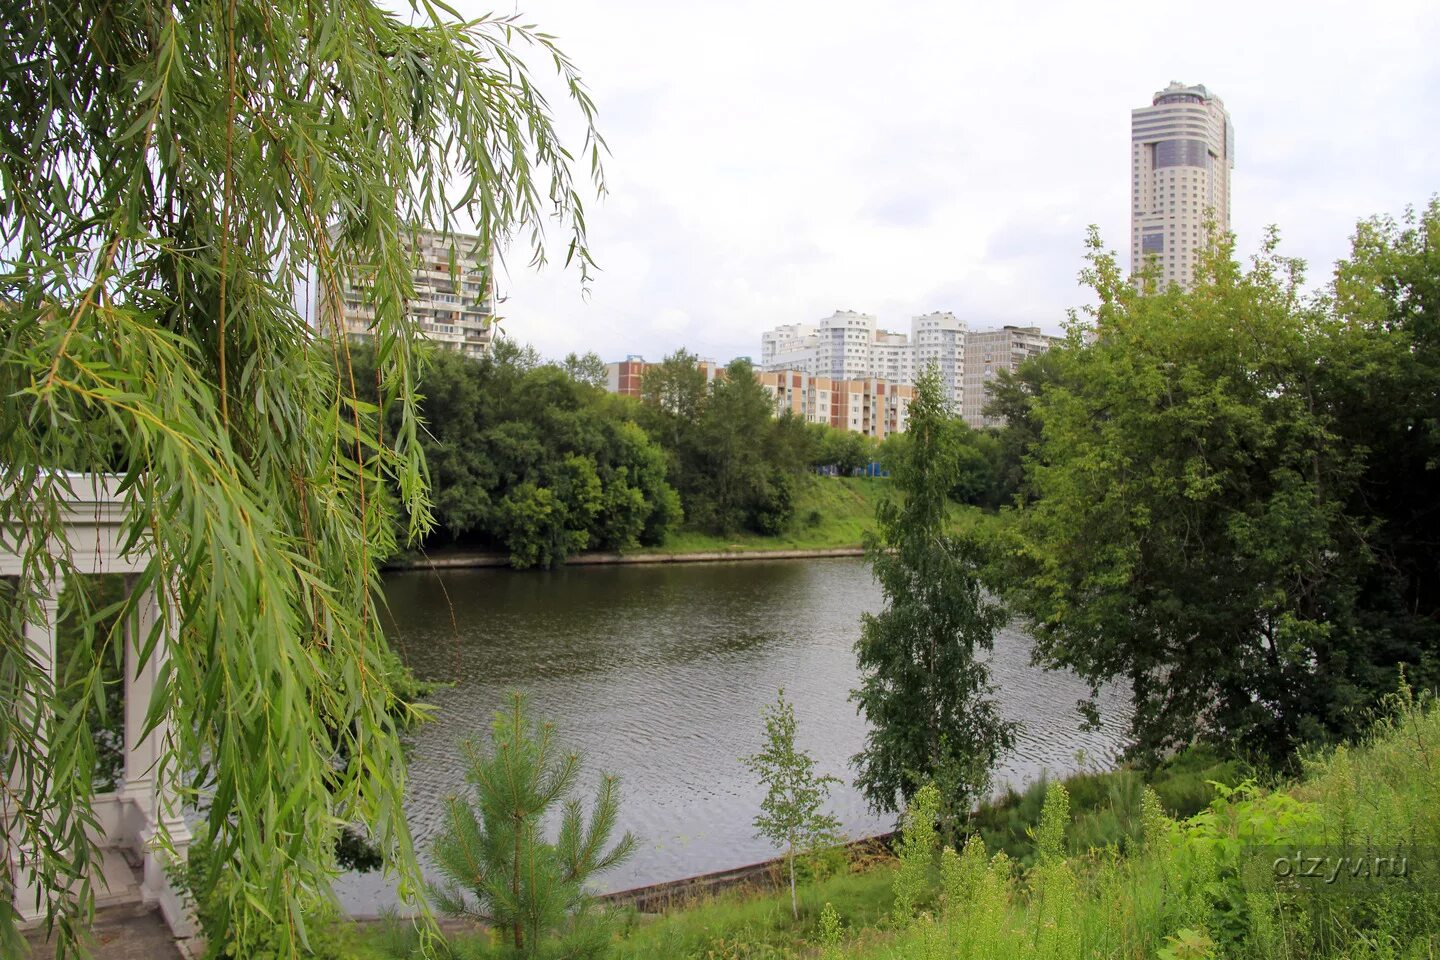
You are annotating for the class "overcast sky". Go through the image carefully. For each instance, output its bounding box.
[446,0,1440,364]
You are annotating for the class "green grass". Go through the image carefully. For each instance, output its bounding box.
[971,744,1247,867]
[609,864,898,960]
[642,475,889,554]
[342,690,1440,959]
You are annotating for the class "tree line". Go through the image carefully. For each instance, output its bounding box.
[352,342,895,567]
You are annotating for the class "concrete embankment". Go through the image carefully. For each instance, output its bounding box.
[350,832,897,928]
[594,832,896,914]
[384,545,865,571]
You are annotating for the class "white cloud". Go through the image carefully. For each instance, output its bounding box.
[447,0,1440,362]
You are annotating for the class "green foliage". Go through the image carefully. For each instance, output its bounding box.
[816,429,878,477]
[988,208,1440,762]
[637,353,809,536]
[354,345,682,567]
[429,692,635,958]
[1032,783,1070,864]
[562,352,609,390]
[604,866,897,960]
[816,902,844,960]
[969,745,1245,866]
[852,370,1015,833]
[891,783,941,926]
[0,1,604,954]
[743,690,843,920]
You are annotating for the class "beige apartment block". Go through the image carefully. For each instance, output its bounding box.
[961,326,1058,429]
[758,370,913,440]
[327,227,494,359]
[1130,81,1234,290]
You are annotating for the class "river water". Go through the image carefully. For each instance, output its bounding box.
[336,557,1130,913]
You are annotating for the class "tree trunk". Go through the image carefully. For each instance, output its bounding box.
[789,848,798,920]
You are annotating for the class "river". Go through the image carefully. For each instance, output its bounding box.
[336,557,1130,914]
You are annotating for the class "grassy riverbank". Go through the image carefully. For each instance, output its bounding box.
[640,475,888,555]
[344,694,1439,959]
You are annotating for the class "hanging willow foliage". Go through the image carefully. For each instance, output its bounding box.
[0,0,603,955]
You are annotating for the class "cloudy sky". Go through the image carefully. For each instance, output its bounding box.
[446,0,1439,364]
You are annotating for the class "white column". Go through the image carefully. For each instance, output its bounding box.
[119,577,161,842]
[127,582,195,937]
[8,576,61,924]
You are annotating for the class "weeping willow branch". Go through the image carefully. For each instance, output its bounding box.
[0,1,605,956]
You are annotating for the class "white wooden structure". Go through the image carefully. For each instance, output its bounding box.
[2,473,193,936]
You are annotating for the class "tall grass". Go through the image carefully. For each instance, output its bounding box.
[349,693,1439,959]
[836,690,1440,959]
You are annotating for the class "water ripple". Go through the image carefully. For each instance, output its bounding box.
[338,558,1130,914]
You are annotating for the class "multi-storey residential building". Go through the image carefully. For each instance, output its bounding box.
[603,355,723,400]
[814,310,880,380]
[760,323,818,373]
[605,355,649,398]
[961,326,1058,429]
[1130,81,1234,289]
[870,329,914,385]
[910,311,966,411]
[757,371,912,441]
[328,227,494,358]
[760,311,913,382]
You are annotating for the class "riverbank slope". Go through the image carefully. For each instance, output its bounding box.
[389,476,890,569]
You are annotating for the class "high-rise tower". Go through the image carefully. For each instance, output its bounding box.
[1130,81,1233,288]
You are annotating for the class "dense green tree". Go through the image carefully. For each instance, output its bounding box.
[691,359,790,532]
[767,412,819,476]
[562,350,610,390]
[638,348,709,447]
[353,344,681,567]
[430,693,635,958]
[992,220,1439,762]
[1327,199,1440,690]
[945,422,1002,508]
[852,370,1014,836]
[983,351,1068,507]
[820,428,877,477]
[0,2,601,954]
[638,354,804,536]
[742,690,842,920]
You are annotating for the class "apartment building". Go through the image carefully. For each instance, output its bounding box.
[327,227,495,358]
[760,323,819,373]
[760,311,912,383]
[603,355,723,400]
[757,371,913,441]
[911,311,966,411]
[1131,81,1234,289]
[960,326,1058,429]
[871,329,915,385]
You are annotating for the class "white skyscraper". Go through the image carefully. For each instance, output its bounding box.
[911,311,966,411]
[1130,81,1234,289]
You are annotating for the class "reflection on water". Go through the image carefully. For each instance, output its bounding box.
[338,558,1129,914]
